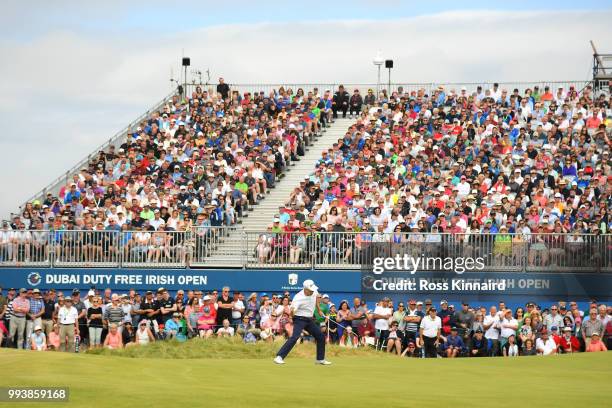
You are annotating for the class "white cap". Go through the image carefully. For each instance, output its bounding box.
[303,279,318,292]
[34,325,42,331]
[87,290,95,297]
[203,295,211,301]
[322,294,330,299]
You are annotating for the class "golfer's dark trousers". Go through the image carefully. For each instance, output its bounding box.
[423,336,438,358]
[277,316,325,360]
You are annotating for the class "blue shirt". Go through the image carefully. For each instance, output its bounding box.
[164,319,179,333]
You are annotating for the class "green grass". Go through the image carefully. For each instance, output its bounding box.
[0,342,610,408]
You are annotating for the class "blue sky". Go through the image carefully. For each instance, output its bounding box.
[0,2,611,217]
[3,0,611,38]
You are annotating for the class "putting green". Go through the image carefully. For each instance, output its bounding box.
[1,345,610,408]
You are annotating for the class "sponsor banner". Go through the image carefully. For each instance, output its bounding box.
[0,268,360,294]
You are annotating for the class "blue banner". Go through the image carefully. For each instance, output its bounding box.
[0,268,610,305]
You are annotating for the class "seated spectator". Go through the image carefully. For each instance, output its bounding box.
[536,330,557,355]
[521,338,537,356]
[30,325,47,351]
[197,296,217,338]
[386,321,404,355]
[557,326,581,353]
[103,323,123,349]
[47,324,60,351]
[357,317,375,347]
[135,320,155,345]
[122,321,136,346]
[585,332,608,352]
[443,326,466,358]
[339,326,359,348]
[164,313,182,340]
[216,319,235,337]
[401,341,420,358]
[502,334,519,357]
[469,329,488,357]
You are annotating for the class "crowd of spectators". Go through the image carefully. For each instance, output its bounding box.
[259,83,612,268]
[1,78,343,266]
[0,285,610,357]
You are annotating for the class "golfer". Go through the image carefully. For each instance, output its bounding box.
[274,279,332,365]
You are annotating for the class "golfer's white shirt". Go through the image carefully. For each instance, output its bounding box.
[291,289,318,318]
[420,315,441,338]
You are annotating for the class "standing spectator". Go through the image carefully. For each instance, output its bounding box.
[87,297,104,348]
[403,299,423,347]
[500,309,518,350]
[104,294,125,332]
[231,292,245,327]
[543,305,564,331]
[9,288,29,349]
[373,297,392,350]
[483,306,500,356]
[71,290,88,347]
[216,286,234,329]
[57,297,78,352]
[25,288,44,349]
[41,290,56,337]
[158,289,176,325]
[420,307,442,358]
[582,308,604,348]
[216,78,230,100]
[455,302,474,340]
[349,297,367,331]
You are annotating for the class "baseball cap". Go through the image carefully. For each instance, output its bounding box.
[172,312,180,318]
[203,295,211,301]
[562,326,572,332]
[440,300,448,305]
[32,288,41,294]
[87,290,95,297]
[303,279,318,292]
[19,288,27,293]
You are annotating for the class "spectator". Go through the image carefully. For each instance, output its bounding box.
[103,294,125,332]
[339,326,359,348]
[57,297,78,352]
[25,289,44,349]
[522,338,537,356]
[47,323,60,351]
[9,288,29,349]
[443,326,466,358]
[164,313,181,339]
[217,319,235,337]
[558,326,581,353]
[585,332,608,352]
[483,306,500,356]
[386,321,404,355]
[469,329,488,357]
[500,309,518,350]
[135,320,155,345]
[197,296,216,338]
[30,325,47,351]
[502,334,519,357]
[582,308,604,348]
[103,323,123,349]
[536,330,558,355]
[357,315,375,347]
[87,296,104,348]
[372,297,392,350]
[420,307,442,358]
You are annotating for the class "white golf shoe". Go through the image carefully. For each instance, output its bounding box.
[315,360,332,365]
[273,356,285,365]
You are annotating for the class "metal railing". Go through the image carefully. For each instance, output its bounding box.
[16,90,179,217]
[3,230,609,272]
[186,80,593,98]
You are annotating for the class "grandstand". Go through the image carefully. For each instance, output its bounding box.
[1,79,610,272]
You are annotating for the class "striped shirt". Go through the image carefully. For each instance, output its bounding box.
[11,297,30,318]
[104,305,125,324]
[405,308,422,333]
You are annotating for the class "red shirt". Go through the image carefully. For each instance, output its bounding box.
[557,335,580,352]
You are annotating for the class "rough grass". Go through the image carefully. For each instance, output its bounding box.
[86,337,380,359]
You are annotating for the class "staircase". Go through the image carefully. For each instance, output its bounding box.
[200,118,354,267]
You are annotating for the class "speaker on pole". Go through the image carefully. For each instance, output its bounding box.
[385,59,393,69]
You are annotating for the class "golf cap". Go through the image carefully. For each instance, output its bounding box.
[322,294,330,299]
[87,290,95,297]
[591,332,599,337]
[440,300,448,305]
[34,325,42,331]
[303,279,318,292]
[563,326,572,332]
[203,295,211,301]
[32,288,41,294]
[172,312,180,318]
